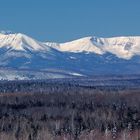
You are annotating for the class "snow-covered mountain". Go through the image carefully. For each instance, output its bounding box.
[0,31,140,80]
[46,36,140,59]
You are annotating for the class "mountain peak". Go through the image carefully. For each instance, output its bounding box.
[51,36,104,54]
[45,36,140,59]
[1,31,140,59]
[0,32,140,79]
[0,32,50,51]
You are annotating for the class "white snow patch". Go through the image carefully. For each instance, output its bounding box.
[70,56,77,60]
[69,72,83,76]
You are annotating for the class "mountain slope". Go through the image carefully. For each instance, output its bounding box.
[46,36,140,59]
[0,31,140,80]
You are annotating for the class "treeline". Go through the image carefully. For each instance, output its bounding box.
[0,77,140,94]
[0,79,139,139]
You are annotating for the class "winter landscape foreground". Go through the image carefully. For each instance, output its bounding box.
[0,31,139,140]
[0,78,139,140]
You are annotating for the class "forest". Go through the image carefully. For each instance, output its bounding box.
[0,77,139,140]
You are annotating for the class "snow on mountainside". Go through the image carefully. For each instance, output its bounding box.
[0,31,140,80]
[46,37,104,55]
[0,68,79,80]
[0,32,50,51]
[46,36,140,59]
[1,31,140,60]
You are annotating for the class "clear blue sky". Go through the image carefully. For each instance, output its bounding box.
[0,0,140,42]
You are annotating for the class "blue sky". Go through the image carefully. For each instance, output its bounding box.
[0,0,140,42]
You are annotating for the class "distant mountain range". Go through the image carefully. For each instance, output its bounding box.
[0,31,140,80]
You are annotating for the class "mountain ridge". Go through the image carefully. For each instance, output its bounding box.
[46,36,140,59]
[0,31,140,80]
[1,31,140,59]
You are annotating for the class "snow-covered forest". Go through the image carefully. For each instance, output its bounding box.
[0,78,139,140]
